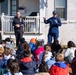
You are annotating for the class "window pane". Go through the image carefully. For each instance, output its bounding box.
[11,0,17,16]
[55,0,65,7]
[56,8,65,18]
[55,0,66,19]
[1,0,8,15]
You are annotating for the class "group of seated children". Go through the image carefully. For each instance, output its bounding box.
[0,37,76,75]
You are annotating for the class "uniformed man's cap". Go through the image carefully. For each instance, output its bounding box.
[53,11,57,15]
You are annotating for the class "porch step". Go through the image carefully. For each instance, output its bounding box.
[3,32,42,35]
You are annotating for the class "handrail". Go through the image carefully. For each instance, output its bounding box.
[1,13,40,36]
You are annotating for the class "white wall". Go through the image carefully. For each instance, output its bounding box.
[59,22,76,45]
[19,0,39,16]
[46,0,54,18]
[67,0,76,20]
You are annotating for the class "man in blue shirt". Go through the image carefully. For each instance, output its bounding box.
[13,11,25,47]
[43,11,62,44]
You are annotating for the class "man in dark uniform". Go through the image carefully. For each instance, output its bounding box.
[13,11,24,47]
[43,11,62,44]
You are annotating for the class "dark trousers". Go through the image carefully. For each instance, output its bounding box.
[48,33,59,44]
[15,30,23,47]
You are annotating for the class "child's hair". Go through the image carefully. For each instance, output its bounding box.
[7,59,20,75]
[67,41,75,48]
[0,53,3,59]
[22,43,30,50]
[74,49,76,57]
[0,45,4,54]
[55,53,64,62]
[39,61,48,72]
[20,38,26,43]
[23,50,31,57]
[44,44,51,51]
[0,40,6,44]
[5,37,11,43]
[36,39,44,48]
[35,40,41,48]
[42,51,46,62]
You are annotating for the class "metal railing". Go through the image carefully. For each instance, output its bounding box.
[1,13,40,34]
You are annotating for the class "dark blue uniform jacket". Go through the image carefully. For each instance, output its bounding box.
[13,16,24,31]
[44,17,62,34]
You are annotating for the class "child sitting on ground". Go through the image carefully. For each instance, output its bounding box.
[20,50,36,75]
[29,38,37,52]
[33,40,44,62]
[0,45,8,75]
[64,41,76,63]
[39,44,53,63]
[3,44,15,64]
[16,42,30,59]
[4,59,23,75]
[49,53,69,75]
[39,44,55,69]
[35,61,50,75]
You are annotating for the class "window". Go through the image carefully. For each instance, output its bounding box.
[10,0,18,16]
[0,0,8,15]
[55,0,66,19]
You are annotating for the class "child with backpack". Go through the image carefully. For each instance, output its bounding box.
[49,53,69,75]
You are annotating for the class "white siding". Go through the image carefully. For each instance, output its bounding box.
[67,0,76,20]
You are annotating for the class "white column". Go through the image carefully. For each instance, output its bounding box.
[8,0,10,15]
[39,0,46,22]
[1,13,5,39]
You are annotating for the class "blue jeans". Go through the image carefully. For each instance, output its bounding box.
[47,33,59,44]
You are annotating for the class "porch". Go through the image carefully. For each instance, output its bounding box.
[0,0,48,43]
[0,13,43,41]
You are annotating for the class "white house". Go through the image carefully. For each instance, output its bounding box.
[0,0,76,45]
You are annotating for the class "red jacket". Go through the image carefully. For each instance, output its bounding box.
[49,64,69,75]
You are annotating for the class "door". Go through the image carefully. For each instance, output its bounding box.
[0,0,8,15]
